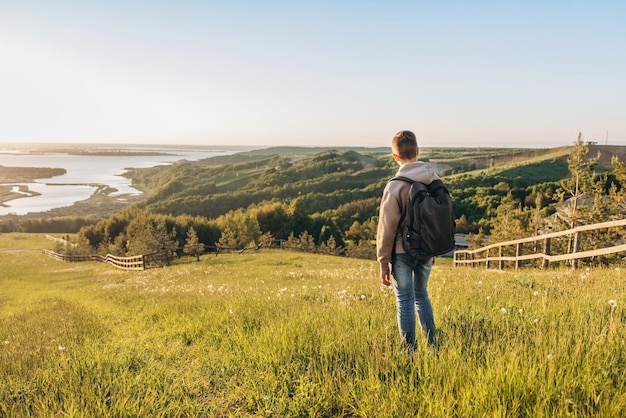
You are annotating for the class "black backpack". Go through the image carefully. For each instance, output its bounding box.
[391,176,456,260]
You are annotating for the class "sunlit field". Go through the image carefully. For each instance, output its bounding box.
[1,234,625,417]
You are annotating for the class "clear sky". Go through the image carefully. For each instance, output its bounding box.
[1,1,624,149]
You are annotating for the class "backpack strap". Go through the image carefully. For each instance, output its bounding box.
[388,177,415,249]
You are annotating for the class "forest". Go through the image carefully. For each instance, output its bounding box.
[3,137,626,260]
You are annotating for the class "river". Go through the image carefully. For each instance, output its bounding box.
[0,147,237,216]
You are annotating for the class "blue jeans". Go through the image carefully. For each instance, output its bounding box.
[391,253,436,348]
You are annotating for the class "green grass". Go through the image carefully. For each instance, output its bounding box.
[1,234,625,417]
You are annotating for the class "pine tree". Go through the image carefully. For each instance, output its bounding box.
[559,131,600,228]
[184,227,203,261]
[217,226,239,252]
[126,214,159,256]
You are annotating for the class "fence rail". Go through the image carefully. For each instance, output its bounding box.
[453,218,626,269]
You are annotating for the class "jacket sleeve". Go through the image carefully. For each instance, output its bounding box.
[376,185,402,264]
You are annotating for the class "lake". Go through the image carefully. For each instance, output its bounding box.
[0,147,236,216]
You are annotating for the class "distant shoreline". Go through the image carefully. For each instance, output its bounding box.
[66,151,177,157]
[0,166,66,207]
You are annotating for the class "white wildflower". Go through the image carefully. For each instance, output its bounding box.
[608,300,618,308]
[533,319,540,324]
[533,291,539,296]
[546,354,554,361]
[4,340,8,345]
[58,345,66,351]
[500,307,507,314]
[518,309,523,314]
[486,296,491,301]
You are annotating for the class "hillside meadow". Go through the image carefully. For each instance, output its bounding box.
[1,234,625,417]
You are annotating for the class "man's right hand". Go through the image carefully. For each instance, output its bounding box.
[380,263,391,286]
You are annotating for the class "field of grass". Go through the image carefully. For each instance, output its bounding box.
[1,233,625,417]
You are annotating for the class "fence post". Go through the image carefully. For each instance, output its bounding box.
[485,248,490,269]
[515,243,523,270]
[542,237,551,269]
[571,231,581,270]
[498,247,503,270]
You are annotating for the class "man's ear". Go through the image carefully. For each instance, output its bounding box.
[392,153,401,162]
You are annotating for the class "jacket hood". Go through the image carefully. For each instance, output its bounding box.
[395,161,440,184]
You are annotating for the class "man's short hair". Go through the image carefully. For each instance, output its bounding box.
[392,130,418,160]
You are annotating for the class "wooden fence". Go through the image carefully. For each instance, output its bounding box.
[453,218,626,269]
[42,249,146,270]
[43,244,212,271]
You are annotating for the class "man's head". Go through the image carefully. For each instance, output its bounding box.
[392,130,419,163]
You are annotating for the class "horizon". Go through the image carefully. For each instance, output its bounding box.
[1,141,620,152]
[1,1,625,149]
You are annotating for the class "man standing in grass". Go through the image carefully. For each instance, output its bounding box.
[377,130,439,350]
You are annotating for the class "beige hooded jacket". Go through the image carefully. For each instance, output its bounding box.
[376,161,440,265]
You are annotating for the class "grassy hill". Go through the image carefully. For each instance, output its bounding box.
[1,234,624,416]
[125,146,583,227]
[126,148,392,220]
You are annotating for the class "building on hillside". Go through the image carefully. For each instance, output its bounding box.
[454,234,469,250]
